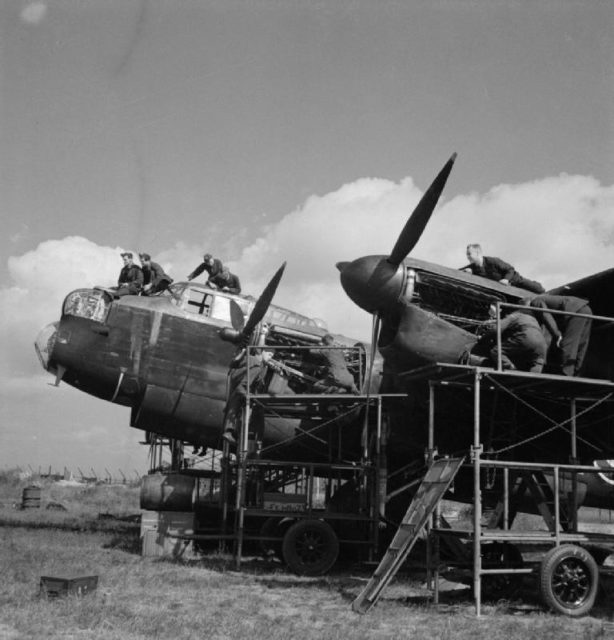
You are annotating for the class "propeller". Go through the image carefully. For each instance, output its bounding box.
[223,262,287,344]
[340,153,458,431]
[388,152,457,267]
[243,262,286,337]
[337,153,458,315]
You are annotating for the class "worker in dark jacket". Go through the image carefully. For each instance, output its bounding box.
[526,294,592,376]
[310,334,359,394]
[139,253,173,295]
[115,252,143,296]
[461,244,545,294]
[475,309,547,373]
[209,267,241,294]
[187,253,224,284]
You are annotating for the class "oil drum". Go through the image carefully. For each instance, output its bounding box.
[22,486,41,509]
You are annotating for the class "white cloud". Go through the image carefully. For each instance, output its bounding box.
[20,2,47,25]
[233,176,421,285]
[8,236,120,292]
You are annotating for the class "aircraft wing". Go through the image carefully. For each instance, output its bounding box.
[547,268,614,318]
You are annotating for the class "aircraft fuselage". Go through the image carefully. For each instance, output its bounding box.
[35,284,335,451]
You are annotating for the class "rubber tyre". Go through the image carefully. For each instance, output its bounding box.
[282,519,339,576]
[539,544,599,616]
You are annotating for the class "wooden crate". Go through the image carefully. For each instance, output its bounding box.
[40,576,98,598]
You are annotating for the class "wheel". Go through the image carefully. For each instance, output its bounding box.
[539,544,599,616]
[481,542,524,599]
[282,519,339,576]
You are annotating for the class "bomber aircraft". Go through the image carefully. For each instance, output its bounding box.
[34,261,378,464]
[35,154,614,490]
[34,155,614,590]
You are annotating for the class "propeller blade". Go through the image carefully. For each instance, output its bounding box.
[229,300,246,331]
[361,312,381,456]
[242,262,287,338]
[388,152,457,267]
[362,313,381,395]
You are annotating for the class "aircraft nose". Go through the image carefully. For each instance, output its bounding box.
[336,261,350,273]
[34,321,58,371]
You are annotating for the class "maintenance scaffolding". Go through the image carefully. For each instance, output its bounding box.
[354,364,614,616]
[224,343,405,574]
[142,343,405,576]
[354,303,614,617]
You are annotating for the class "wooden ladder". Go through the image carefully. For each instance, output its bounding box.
[352,457,465,614]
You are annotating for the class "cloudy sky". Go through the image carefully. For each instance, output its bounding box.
[1,0,613,474]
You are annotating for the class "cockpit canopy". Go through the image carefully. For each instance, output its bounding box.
[167,283,240,323]
[62,289,111,323]
[267,305,322,329]
[168,282,322,330]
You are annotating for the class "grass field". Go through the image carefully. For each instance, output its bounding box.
[1,472,614,640]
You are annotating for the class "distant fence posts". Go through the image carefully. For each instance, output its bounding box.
[7,466,144,486]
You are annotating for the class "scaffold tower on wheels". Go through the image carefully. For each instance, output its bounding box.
[354,362,614,617]
[140,339,405,576]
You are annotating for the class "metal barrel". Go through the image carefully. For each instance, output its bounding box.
[22,486,41,509]
[140,474,195,511]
